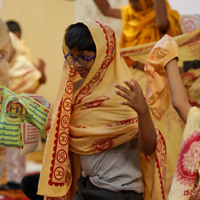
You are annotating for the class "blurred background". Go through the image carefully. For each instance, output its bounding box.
[0,0,199,104]
[0,0,199,199]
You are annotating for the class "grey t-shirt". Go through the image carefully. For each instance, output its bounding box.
[80,139,144,193]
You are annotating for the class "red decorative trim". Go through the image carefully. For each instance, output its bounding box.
[74,21,115,105]
[155,128,167,200]
[175,130,200,187]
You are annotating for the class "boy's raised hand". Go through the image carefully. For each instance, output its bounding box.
[114,79,148,114]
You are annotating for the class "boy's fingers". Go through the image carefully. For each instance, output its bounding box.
[115,90,129,100]
[124,80,135,91]
[132,79,141,90]
[121,101,129,106]
[114,84,130,95]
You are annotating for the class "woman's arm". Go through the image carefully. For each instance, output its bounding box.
[115,79,156,155]
[154,0,169,33]
[93,0,121,19]
[165,59,191,123]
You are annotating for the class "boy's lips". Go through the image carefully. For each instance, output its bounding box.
[76,69,87,74]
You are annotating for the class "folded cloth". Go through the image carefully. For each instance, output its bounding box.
[145,34,178,119]
[0,86,49,148]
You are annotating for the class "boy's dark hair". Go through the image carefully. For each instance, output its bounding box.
[65,23,96,52]
[6,20,21,36]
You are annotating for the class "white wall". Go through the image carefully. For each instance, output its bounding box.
[0,0,74,103]
[168,0,200,15]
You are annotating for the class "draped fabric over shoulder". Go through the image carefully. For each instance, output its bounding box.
[38,20,167,200]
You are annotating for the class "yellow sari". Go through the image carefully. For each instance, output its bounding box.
[120,0,182,48]
[38,20,167,200]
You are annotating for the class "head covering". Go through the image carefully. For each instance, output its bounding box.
[120,0,182,47]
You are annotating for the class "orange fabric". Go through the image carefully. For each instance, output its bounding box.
[144,34,185,198]
[145,34,178,119]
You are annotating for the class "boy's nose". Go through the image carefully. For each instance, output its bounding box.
[74,60,82,68]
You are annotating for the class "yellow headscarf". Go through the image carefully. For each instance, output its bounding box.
[120,0,182,48]
[38,20,167,200]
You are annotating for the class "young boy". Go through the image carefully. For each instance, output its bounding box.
[37,20,163,200]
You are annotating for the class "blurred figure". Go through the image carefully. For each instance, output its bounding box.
[94,0,182,46]
[0,19,46,190]
[6,20,31,60]
[94,0,182,91]
[6,20,46,87]
[0,18,12,186]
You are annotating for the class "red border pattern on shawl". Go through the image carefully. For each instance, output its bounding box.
[156,128,167,200]
[73,21,116,105]
[48,65,75,187]
[47,21,116,188]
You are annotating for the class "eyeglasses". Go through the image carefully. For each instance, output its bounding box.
[65,53,96,67]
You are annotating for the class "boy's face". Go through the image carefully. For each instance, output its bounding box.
[70,47,96,79]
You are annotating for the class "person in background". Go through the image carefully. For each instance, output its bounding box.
[94,0,182,69]
[6,20,46,86]
[143,33,200,199]
[0,19,46,190]
[0,18,12,187]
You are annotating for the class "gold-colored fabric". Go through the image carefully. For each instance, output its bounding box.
[169,107,200,200]
[8,33,41,94]
[181,68,200,106]
[145,34,179,119]
[120,28,200,67]
[0,18,10,50]
[120,0,182,48]
[38,20,167,200]
[144,34,186,198]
